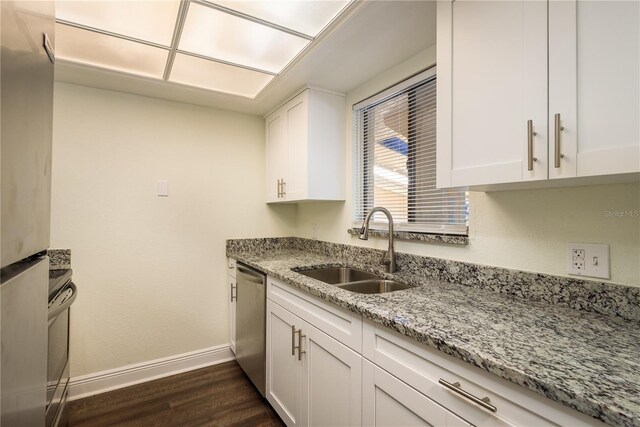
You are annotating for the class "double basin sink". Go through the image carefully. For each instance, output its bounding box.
[295,267,414,294]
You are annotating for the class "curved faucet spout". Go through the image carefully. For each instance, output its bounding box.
[358,207,396,273]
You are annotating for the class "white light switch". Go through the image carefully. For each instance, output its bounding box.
[567,243,610,279]
[157,180,169,197]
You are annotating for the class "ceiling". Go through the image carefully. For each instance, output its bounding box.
[54,1,437,116]
[55,0,350,98]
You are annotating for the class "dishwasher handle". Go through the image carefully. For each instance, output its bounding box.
[237,265,265,285]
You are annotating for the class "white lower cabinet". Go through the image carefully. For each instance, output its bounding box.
[267,300,304,426]
[266,298,362,427]
[265,277,606,427]
[303,321,362,427]
[363,360,469,427]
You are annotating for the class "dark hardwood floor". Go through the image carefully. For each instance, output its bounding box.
[69,361,285,427]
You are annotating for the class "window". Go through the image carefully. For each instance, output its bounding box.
[353,68,468,235]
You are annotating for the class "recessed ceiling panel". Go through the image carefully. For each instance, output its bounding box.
[179,2,309,73]
[56,24,168,79]
[169,53,273,98]
[56,0,179,46]
[211,0,350,37]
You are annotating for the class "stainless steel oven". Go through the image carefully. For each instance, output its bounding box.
[46,277,77,427]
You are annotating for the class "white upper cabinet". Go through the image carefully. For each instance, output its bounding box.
[549,0,640,179]
[437,0,639,189]
[437,0,548,187]
[265,88,346,203]
[266,109,288,203]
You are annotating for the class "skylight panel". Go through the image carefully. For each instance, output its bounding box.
[56,24,168,79]
[56,0,180,46]
[178,2,309,74]
[169,53,274,98]
[53,0,352,99]
[210,0,350,37]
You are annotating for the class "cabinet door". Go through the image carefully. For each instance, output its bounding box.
[229,275,236,354]
[362,361,470,427]
[549,0,640,179]
[284,92,309,201]
[266,300,304,426]
[301,321,362,427]
[437,0,547,187]
[266,108,288,202]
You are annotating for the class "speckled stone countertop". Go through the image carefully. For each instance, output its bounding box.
[48,248,71,270]
[227,247,640,427]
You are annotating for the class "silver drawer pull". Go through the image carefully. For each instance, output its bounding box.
[439,378,497,413]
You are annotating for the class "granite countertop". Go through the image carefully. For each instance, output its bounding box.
[227,247,640,427]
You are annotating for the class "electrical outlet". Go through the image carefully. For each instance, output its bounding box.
[571,249,585,272]
[567,243,610,279]
[573,258,585,272]
[312,224,318,240]
[572,249,585,260]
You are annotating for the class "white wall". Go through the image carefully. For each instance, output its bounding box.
[293,46,640,286]
[51,82,296,377]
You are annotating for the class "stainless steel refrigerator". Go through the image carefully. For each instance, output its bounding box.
[1,0,55,425]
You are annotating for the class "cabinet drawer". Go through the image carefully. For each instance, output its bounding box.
[363,360,470,427]
[267,277,362,353]
[363,320,606,427]
[227,258,236,278]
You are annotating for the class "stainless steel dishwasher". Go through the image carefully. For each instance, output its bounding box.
[235,263,266,397]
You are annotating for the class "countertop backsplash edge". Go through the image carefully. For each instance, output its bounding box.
[226,237,640,322]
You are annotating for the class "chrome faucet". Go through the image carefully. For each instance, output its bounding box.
[359,207,396,273]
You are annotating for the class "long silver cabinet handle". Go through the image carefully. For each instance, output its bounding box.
[281,180,286,197]
[298,330,306,361]
[554,113,565,168]
[291,325,296,356]
[527,120,537,171]
[439,378,497,413]
[230,281,236,302]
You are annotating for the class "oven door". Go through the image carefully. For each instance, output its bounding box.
[46,281,76,427]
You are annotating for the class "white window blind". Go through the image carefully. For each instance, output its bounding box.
[353,69,468,235]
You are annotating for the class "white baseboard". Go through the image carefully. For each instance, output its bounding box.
[69,344,235,401]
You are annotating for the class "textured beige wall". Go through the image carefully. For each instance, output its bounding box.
[51,82,296,377]
[293,46,640,286]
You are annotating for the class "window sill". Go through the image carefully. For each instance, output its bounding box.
[347,228,469,246]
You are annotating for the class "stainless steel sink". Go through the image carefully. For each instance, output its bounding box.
[296,267,381,284]
[337,280,415,294]
[295,267,414,294]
